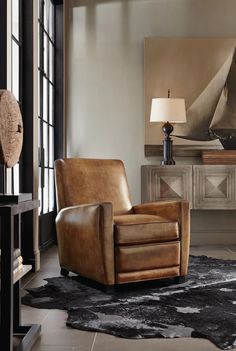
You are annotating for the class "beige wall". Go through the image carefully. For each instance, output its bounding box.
[65,0,236,244]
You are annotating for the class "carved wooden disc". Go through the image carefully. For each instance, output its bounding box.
[0,90,23,168]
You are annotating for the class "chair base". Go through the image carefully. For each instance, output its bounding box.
[60,268,69,277]
[59,269,185,290]
[103,285,115,294]
[174,276,185,284]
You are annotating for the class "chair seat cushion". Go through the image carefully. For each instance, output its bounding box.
[113,214,179,245]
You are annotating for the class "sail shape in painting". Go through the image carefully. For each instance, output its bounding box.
[209,48,236,148]
[174,47,236,148]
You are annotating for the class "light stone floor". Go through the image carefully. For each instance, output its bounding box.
[19,245,236,351]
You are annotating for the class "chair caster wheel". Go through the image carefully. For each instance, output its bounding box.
[60,268,69,277]
[174,276,185,284]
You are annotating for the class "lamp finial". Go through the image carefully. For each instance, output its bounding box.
[168,89,170,98]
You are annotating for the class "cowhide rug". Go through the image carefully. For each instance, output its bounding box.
[22,255,236,350]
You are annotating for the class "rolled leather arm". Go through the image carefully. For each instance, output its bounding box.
[133,200,190,276]
[56,202,115,285]
[133,200,188,221]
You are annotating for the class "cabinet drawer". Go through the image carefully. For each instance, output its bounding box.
[141,165,192,207]
[193,165,236,209]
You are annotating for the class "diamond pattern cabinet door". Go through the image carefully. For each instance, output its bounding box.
[141,165,192,208]
[193,165,236,209]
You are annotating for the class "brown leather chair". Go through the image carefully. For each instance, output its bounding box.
[54,158,190,288]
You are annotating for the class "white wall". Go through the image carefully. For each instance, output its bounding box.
[65,0,236,244]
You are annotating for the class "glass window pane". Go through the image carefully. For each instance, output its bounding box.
[13,163,19,194]
[49,169,54,212]
[49,84,54,125]
[12,41,19,100]
[49,126,54,167]
[43,0,48,30]
[39,166,41,188]
[49,2,54,40]
[44,34,48,76]
[12,0,19,40]
[38,167,42,214]
[38,24,41,68]
[44,0,49,31]
[38,73,41,116]
[43,77,48,121]
[6,168,12,194]
[38,0,41,20]
[38,118,41,149]
[49,42,54,82]
[43,122,48,167]
[43,168,49,214]
[39,0,43,21]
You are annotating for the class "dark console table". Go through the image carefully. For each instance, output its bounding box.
[0,199,41,351]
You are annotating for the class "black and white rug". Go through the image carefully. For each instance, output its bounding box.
[22,255,236,350]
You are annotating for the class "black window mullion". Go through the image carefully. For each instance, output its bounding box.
[11,0,23,194]
[54,1,64,161]
[12,36,21,46]
[39,0,44,214]
[39,73,44,214]
[38,0,56,216]
[47,32,50,200]
[18,0,23,192]
[38,68,55,86]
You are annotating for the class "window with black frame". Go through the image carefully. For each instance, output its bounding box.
[0,0,63,261]
[38,0,56,247]
[11,0,22,194]
[38,0,55,215]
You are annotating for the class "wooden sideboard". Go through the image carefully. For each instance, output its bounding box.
[141,165,236,210]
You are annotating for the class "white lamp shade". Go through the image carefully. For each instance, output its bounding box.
[150,98,186,123]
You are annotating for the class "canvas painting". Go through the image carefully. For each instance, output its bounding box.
[144,37,236,151]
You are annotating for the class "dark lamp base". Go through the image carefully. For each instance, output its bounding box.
[161,122,175,166]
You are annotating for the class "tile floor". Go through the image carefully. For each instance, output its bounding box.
[19,245,236,351]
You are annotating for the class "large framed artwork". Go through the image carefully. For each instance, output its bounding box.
[144,38,236,156]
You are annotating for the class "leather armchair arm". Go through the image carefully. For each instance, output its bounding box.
[56,202,115,285]
[133,200,188,221]
[134,200,190,276]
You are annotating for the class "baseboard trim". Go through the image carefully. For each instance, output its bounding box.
[190,231,236,245]
[39,238,56,252]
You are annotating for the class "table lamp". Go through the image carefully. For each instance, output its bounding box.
[150,91,186,165]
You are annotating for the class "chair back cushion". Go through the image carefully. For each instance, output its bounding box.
[54,158,133,215]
